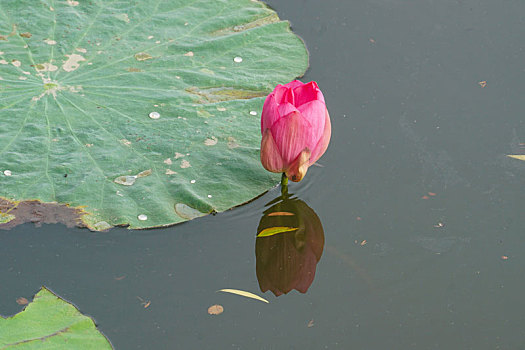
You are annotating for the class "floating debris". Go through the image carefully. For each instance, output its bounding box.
[218,289,268,303]
[16,297,29,305]
[4,170,12,176]
[233,56,243,63]
[208,304,223,315]
[249,110,257,116]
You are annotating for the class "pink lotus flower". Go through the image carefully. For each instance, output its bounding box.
[260,80,331,182]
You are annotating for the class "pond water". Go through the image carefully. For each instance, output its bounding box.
[1,0,525,348]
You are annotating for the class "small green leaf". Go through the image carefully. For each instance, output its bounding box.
[0,287,113,349]
[257,226,298,237]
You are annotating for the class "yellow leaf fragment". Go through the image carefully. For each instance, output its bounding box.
[257,226,298,238]
[507,155,525,161]
[218,289,269,303]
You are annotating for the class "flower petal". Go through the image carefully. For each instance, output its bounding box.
[260,128,285,173]
[285,148,311,182]
[293,81,325,106]
[277,102,299,119]
[282,87,295,105]
[297,100,327,145]
[283,80,304,89]
[271,111,314,165]
[273,85,289,104]
[261,94,280,132]
[309,109,332,165]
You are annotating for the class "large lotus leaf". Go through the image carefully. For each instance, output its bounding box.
[0,287,112,349]
[0,0,308,230]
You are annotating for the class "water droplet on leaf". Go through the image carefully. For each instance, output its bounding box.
[174,203,205,220]
[149,111,160,119]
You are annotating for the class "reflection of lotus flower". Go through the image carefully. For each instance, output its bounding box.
[260,80,331,182]
[255,193,324,296]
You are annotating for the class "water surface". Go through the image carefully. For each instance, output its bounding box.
[1,0,525,348]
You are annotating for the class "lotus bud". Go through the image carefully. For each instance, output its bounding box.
[260,80,331,182]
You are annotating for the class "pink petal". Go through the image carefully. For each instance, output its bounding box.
[309,109,332,165]
[285,148,311,182]
[283,80,304,89]
[283,87,295,105]
[297,100,327,146]
[277,102,299,119]
[260,128,285,173]
[273,85,289,104]
[261,94,280,133]
[271,111,315,165]
[293,81,325,106]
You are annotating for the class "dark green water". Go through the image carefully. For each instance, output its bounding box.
[1,0,525,348]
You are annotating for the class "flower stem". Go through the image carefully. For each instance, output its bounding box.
[280,173,288,196]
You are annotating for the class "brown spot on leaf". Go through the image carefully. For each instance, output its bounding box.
[20,32,32,38]
[0,198,86,230]
[134,52,152,61]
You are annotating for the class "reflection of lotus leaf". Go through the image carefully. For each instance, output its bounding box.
[0,0,308,230]
[256,193,324,296]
